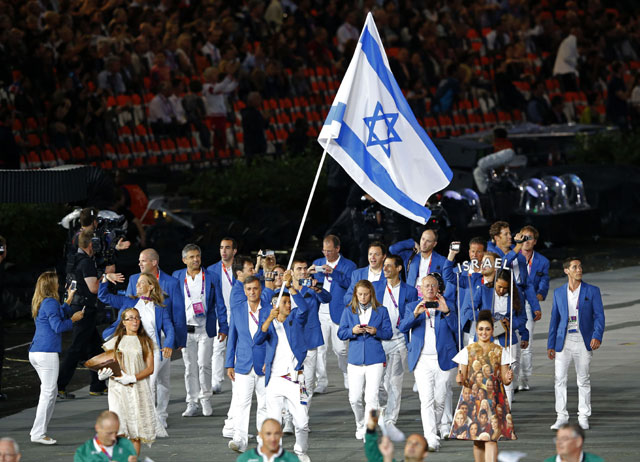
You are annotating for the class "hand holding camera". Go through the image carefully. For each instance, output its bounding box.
[448,241,461,261]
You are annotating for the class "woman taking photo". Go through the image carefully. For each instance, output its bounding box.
[29,271,84,445]
[451,310,516,462]
[99,307,166,454]
[338,279,392,440]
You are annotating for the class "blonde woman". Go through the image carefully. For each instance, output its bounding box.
[99,307,166,454]
[337,279,392,440]
[29,271,84,445]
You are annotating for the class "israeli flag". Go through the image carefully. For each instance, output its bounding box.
[318,13,452,224]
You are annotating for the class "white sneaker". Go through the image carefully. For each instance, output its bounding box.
[212,383,222,394]
[385,422,405,442]
[314,384,327,394]
[228,439,246,453]
[412,382,418,393]
[283,418,294,435]
[518,380,530,391]
[550,418,569,430]
[578,417,589,430]
[296,453,311,462]
[343,373,349,389]
[201,398,213,416]
[427,439,440,452]
[439,426,451,440]
[31,436,57,445]
[355,428,366,440]
[182,403,200,417]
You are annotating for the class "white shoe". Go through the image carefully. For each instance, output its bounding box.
[550,418,569,430]
[412,382,418,393]
[283,418,294,435]
[314,384,327,394]
[160,416,168,428]
[427,439,440,452]
[182,403,200,417]
[439,426,451,440]
[578,417,589,430]
[343,373,349,389]
[385,422,405,442]
[355,428,366,440]
[31,436,57,445]
[201,398,213,416]
[296,453,311,462]
[228,439,246,453]
[212,383,222,394]
[518,381,530,391]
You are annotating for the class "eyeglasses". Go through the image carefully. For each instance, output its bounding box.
[124,317,141,321]
[0,454,18,459]
[553,436,576,444]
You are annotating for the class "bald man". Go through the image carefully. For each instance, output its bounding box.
[74,411,137,462]
[124,248,185,428]
[0,438,21,462]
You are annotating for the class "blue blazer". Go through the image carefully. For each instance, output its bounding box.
[99,282,175,353]
[486,242,542,317]
[225,299,270,376]
[30,298,74,353]
[312,254,357,324]
[254,292,310,386]
[372,280,418,343]
[525,251,550,300]
[547,282,605,352]
[343,266,387,306]
[337,305,393,365]
[206,260,233,311]
[171,268,228,338]
[126,270,186,349]
[389,239,447,287]
[462,283,529,345]
[298,286,330,350]
[399,299,459,371]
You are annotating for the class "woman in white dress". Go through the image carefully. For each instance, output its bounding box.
[98,307,167,455]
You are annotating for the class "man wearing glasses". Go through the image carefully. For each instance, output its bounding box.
[0,438,20,462]
[545,423,604,462]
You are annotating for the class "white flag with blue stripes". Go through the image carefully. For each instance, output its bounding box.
[318,13,452,224]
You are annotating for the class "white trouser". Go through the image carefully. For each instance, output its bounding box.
[266,375,309,455]
[231,370,266,447]
[520,307,535,382]
[286,348,318,422]
[211,336,227,387]
[317,312,348,388]
[554,334,592,419]
[501,341,520,407]
[29,352,59,439]
[152,349,172,420]
[414,355,452,445]
[380,346,406,425]
[440,368,454,434]
[347,363,385,431]
[183,328,214,404]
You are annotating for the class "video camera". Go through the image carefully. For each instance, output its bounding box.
[91,211,128,267]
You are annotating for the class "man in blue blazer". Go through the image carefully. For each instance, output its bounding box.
[517,225,550,391]
[206,237,237,393]
[343,241,387,306]
[254,279,311,462]
[309,234,356,392]
[125,248,184,428]
[172,244,228,418]
[389,229,447,292]
[225,275,269,452]
[548,257,604,431]
[373,254,418,442]
[399,274,458,452]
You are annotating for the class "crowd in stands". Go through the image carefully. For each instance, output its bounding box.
[1,0,640,170]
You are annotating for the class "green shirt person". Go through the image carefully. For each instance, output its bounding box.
[544,424,604,462]
[364,411,428,462]
[236,419,301,462]
[74,411,137,462]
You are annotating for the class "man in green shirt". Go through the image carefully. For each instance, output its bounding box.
[74,411,137,462]
[544,424,604,462]
[237,419,300,462]
[364,411,429,462]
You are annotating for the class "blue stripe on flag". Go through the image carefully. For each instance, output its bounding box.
[359,28,452,180]
[335,121,431,221]
[324,103,347,125]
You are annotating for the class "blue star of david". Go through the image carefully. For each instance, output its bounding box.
[363,102,402,157]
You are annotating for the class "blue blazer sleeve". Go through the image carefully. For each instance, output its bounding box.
[209,270,228,335]
[375,307,393,340]
[332,262,354,290]
[225,309,238,369]
[43,299,74,334]
[523,281,542,316]
[399,302,423,333]
[590,285,605,342]
[547,288,561,350]
[389,238,416,267]
[253,325,269,346]
[292,292,310,325]
[167,277,187,349]
[317,288,331,304]
[159,304,175,350]
[537,257,550,299]
[337,308,357,340]
[343,270,361,306]
[98,282,133,310]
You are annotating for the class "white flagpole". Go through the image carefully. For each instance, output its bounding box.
[509,269,514,365]
[456,272,461,351]
[273,139,331,310]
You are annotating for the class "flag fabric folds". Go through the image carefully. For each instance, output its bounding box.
[318,12,453,224]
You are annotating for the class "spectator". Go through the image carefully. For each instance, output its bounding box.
[553,27,581,92]
[74,411,137,462]
[550,95,569,124]
[182,80,211,149]
[241,91,269,163]
[203,65,238,151]
[544,423,604,462]
[148,81,179,137]
[432,63,461,114]
[98,56,126,95]
[0,437,21,462]
[337,11,359,54]
[606,61,630,130]
[526,81,553,125]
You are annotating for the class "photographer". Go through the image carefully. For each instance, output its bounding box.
[57,229,107,399]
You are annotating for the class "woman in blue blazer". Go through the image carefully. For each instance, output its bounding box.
[29,271,84,445]
[338,279,392,441]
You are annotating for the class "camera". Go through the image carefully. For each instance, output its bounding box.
[514,235,531,244]
[424,301,439,309]
[258,250,275,258]
[299,278,316,287]
[70,280,77,291]
[450,242,460,252]
[314,265,325,273]
[91,211,128,268]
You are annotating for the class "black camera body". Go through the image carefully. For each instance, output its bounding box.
[514,235,531,244]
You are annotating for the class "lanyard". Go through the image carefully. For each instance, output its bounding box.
[184,270,205,301]
[249,307,260,326]
[386,284,400,327]
[94,437,113,461]
[527,252,534,275]
[222,263,233,285]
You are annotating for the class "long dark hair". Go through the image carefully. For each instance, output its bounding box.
[494,269,521,314]
[112,308,154,361]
